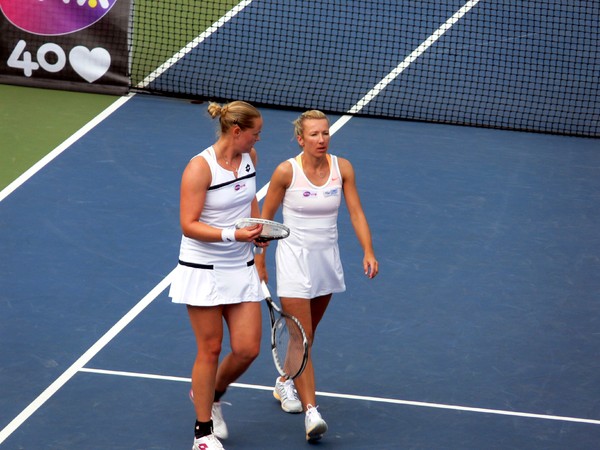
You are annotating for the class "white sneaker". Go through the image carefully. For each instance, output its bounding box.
[193,433,225,450]
[211,402,229,440]
[305,404,328,441]
[273,377,303,413]
[189,388,229,440]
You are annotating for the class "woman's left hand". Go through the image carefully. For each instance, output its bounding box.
[364,255,379,279]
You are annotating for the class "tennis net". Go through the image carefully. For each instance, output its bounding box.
[130,0,599,137]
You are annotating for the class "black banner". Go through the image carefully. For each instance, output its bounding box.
[0,0,131,95]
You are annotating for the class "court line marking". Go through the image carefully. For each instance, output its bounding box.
[79,367,600,426]
[0,269,177,445]
[343,0,481,117]
[0,0,255,203]
[0,2,255,442]
[267,0,482,195]
[0,95,133,204]
[331,0,481,133]
[136,0,254,88]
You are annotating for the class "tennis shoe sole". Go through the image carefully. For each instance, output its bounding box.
[306,420,328,442]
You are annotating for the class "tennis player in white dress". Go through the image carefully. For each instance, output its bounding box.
[257,110,378,442]
[169,101,267,450]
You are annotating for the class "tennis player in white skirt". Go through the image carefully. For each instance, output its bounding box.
[256,110,379,443]
[169,101,267,450]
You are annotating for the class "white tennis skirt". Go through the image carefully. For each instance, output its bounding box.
[169,262,263,306]
[276,240,346,299]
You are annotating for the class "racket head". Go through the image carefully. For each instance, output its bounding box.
[261,281,308,379]
[235,218,290,242]
[270,307,309,380]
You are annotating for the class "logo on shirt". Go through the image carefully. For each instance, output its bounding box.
[244,164,251,173]
[324,188,340,197]
[303,191,317,197]
[235,182,246,191]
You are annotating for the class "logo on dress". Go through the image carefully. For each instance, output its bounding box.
[235,183,246,191]
[303,191,317,197]
[324,188,340,197]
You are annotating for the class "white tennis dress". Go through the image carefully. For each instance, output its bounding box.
[276,154,346,298]
[169,146,262,306]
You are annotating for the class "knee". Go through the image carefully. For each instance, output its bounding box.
[197,339,222,363]
[232,341,260,363]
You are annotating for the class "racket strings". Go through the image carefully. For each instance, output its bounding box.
[273,317,306,378]
[261,223,287,239]
[235,218,290,240]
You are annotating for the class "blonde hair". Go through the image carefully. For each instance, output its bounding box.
[207,100,261,135]
[293,110,329,138]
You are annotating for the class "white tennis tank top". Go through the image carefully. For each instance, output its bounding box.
[178,146,256,267]
[275,154,345,298]
[282,154,343,246]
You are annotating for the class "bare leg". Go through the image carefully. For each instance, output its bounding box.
[187,305,224,422]
[280,294,331,410]
[215,301,262,392]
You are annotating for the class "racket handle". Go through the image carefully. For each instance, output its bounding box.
[261,280,271,297]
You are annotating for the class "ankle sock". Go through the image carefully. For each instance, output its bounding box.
[194,419,213,439]
[214,389,226,403]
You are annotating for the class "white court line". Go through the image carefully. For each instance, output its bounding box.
[0,1,254,442]
[264,0,483,193]
[343,0,482,117]
[0,0,254,205]
[0,269,177,444]
[136,0,254,88]
[0,95,133,204]
[331,0,482,132]
[79,367,600,426]
[0,2,256,442]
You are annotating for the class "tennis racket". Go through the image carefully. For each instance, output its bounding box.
[235,218,290,242]
[261,281,309,380]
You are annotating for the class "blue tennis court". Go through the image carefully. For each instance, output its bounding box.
[1,1,599,449]
[2,93,599,449]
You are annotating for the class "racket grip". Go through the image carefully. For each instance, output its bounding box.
[261,280,271,297]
